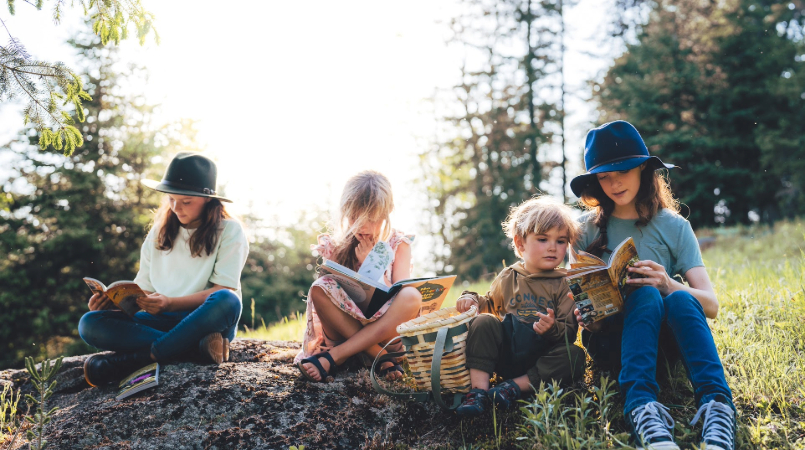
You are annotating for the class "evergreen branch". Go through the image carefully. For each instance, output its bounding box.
[10,68,63,128]
[1,0,156,154]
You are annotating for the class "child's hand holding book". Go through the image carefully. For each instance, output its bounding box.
[88,293,116,311]
[570,292,604,332]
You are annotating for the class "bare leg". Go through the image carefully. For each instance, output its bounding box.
[302,286,422,381]
[511,374,533,393]
[470,368,491,390]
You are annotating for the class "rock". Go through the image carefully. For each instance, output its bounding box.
[0,339,506,449]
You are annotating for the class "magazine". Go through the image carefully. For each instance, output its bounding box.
[116,363,159,400]
[566,237,642,324]
[319,241,456,316]
[82,278,145,317]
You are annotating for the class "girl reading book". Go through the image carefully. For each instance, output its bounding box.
[295,170,422,382]
[571,121,735,450]
[78,152,249,386]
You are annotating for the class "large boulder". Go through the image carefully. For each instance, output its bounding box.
[0,339,505,449]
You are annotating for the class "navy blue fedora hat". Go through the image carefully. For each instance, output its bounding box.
[570,120,676,197]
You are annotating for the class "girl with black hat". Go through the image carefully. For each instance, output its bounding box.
[571,121,735,450]
[78,152,249,387]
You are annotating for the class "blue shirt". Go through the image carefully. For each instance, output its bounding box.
[574,208,704,278]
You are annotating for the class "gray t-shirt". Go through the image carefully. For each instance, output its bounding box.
[575,208,704,278]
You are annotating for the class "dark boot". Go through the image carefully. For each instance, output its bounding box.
[198,332,229,365]
[83,350,153,387]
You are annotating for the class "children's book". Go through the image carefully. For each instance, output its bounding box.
[319,242,457,317]
[116,363,159,401]
[565,237,642,325]
[82,278,145,317]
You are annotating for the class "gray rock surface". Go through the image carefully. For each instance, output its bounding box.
[0,339,499,450]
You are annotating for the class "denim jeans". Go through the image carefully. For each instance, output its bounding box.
[581,286,733,414]
[78,289,242,361]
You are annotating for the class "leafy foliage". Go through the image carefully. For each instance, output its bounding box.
[0,38,87,155]
[23,356,63,450]
[595,0,805,227]
[0,0,157,155]
[0,383,21,445]
[240,211,324,328]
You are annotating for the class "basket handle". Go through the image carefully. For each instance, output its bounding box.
[430,326,465,410]
[370,337,430,403]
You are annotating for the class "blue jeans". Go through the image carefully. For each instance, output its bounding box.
[78,290,242,361]
[581,287,733,414]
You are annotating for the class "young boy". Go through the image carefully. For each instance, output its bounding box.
[455,196,585,416]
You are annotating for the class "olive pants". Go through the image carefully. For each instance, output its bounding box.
[465,314,585,388]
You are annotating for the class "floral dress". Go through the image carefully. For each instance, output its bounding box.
[294,230,415,364]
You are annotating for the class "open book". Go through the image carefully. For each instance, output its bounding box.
[566,237,641,324]
[116,363,159,401]
[319,242,456,317]
[83,278,145,317]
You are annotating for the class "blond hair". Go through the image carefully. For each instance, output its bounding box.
[502,196,580,258]
[329,171,394,271]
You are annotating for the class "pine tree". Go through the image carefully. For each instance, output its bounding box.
[595,0,805,226]
[0,0,157,155]
[0,30,191,369]
[421,0,561,279]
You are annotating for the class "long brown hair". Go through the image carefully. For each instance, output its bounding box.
[580,166,679,257]
[153,196,232,257]
[329,171,394,271]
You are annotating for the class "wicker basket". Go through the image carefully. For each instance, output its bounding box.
[397,305,476,393]
[370,305,477,410]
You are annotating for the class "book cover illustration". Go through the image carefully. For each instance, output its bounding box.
[83,278,145,317]
[566,237,641,324]
[116,363,159,401]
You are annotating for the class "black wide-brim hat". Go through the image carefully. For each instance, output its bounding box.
[570,120,677,198]
[141,151,232,203]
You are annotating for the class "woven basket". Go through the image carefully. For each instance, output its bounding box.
[371,305,477,410]
[397,305,476,393]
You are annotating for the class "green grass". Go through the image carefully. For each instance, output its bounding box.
[243,219,805,448]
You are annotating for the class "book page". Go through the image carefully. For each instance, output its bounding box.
[568,248,606,270]
[357,241,392,284]
[567,270,623,324]
[83,277,107,295]
[396,275,457,316]
[321,260,388,291]
[105,282,145,317]
[606,237,641,302]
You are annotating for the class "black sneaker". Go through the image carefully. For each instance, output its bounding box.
[626,401,680,450]
[83,351,153,387]
[690,400,736,450]
[456,389,490,417]
[487,379,522,410]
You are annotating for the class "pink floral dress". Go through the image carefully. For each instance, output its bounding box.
[294,230,415,364]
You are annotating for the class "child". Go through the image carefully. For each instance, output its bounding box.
[295,170,422,382]
[571,121,735,450]
[78,152,249,386]
[454,196,585,417]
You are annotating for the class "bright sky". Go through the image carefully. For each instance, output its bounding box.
[1,0,617,267]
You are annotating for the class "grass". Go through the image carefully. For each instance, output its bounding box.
[243,219,805,448]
